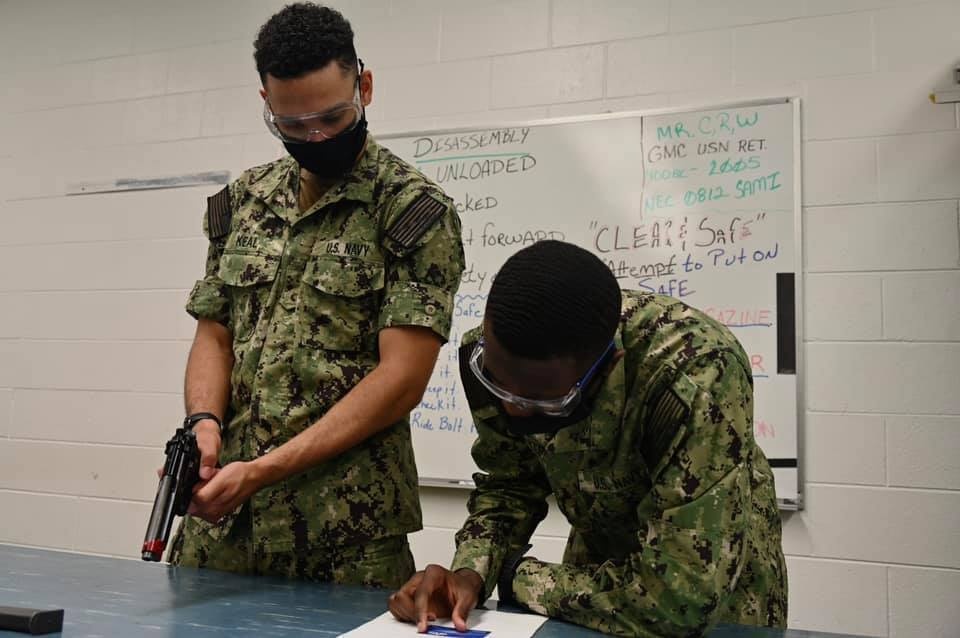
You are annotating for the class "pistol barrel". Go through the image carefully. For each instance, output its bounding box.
[142,475,177,561]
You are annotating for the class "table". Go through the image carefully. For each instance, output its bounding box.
[0,545,865,637]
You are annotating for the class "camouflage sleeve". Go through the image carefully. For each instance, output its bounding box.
[184,203,229,325]
[510,350,755,637]
[379,187,465,341]
[449,412,552,602]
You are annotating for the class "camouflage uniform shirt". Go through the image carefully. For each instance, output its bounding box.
[451,292,788,636]
[183,136,465,553]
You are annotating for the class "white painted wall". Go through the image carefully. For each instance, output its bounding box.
[1,1,958,636]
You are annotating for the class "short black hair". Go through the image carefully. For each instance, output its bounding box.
[254,3,357,82]
[486,241,622,362]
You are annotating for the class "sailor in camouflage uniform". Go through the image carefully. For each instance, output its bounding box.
[389,241,786,635]
[167,4,464,588]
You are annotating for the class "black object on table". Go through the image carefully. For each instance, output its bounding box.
[0,607,64,635]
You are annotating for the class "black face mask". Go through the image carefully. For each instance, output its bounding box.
[283,116,368,178]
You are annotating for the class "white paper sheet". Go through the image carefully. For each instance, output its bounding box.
[338,609,548,638]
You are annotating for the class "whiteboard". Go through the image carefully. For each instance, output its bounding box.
[382,99,802,508]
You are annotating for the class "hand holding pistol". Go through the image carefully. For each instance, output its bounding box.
[141,426,200,561]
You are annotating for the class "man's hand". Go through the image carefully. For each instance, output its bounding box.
[154,419,221,480]
[388,564,484,633]
[192,419,222,481]
[187,460,261,523]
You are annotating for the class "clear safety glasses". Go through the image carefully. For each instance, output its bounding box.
[263,85,363,143]
[468,339,615,417]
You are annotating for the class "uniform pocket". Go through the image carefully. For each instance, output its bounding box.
[218,252,280,342]
[298,256,385,352]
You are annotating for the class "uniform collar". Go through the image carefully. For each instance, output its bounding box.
[245,135,381,225]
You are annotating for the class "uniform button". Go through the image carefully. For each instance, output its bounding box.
[425,304,436,315]
[279,289,298,311]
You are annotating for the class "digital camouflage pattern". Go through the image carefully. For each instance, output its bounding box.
[169,506,415,588]
[171,136,465,582]
[451,291,788,636]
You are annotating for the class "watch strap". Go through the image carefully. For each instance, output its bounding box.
[183,412,222,434]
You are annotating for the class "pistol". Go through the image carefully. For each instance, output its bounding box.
[141,426,200,561]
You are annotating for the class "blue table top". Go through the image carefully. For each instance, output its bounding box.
[0,545,864,637]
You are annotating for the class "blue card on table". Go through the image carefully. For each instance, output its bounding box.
[424,625,490,637]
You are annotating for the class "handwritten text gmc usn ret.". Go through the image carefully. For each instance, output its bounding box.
[644,110,783,213]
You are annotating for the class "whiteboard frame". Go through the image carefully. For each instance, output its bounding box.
[381,96,805,510]
[789,97,805,511]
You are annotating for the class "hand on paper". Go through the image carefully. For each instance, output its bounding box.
[388,564,484,632]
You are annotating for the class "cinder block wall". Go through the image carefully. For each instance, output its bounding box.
[0,2,957,636]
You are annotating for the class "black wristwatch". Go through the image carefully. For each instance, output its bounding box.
[497,544,533,606]
[183,412,222,435]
